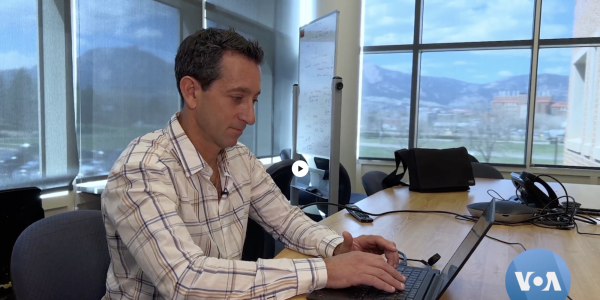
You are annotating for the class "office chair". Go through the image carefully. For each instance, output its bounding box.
[361,170,389,196]
[471,162,504,179]
[302,158,367,215]
[278,149,309,188]
[339,163,368,204]
[1,187,44,298]
[279,148,307,163]
[242,218,273,261]
[468,154,479,163]
[266,159,296,200]
[279,148,292,160]
[242,159,323,261]
[264,159,320,218]
[242,159,295,261]
[10,210,109,300]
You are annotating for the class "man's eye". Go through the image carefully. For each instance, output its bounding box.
[233,96,243,102]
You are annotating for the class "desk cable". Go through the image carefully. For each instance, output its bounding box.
[299,201,599,232]
[299,202,578,299]
[397,250,441,269]
[299,182,600,237]
[485,173,600,236]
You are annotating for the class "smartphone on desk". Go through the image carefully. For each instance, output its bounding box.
[346,204,373,223]
[305,187,318,193]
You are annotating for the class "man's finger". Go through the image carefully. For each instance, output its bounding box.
[359,273,396,293]
[363,262,406,292]
[384,248,400,268]
[342,231,353,242]
[363,267,405,292]
[365,253,406,283]
[342,231,354,248]
[376,236,398,252]
[377,258,406,283]
[361,235,398,252]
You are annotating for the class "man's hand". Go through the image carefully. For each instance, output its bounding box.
[323,251,406,293]
[333,231,400,268]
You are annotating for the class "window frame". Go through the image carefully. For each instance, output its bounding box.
[359,0,600,171]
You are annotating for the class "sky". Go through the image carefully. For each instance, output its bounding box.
[0,0,37,70]
[74,0,180,62]
[0,0,179,71]
[363,0,581,84]
[0,0,586,85]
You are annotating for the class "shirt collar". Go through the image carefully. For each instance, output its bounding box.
[166,112,233,178]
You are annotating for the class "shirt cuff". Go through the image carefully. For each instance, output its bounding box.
[293,258,329,294]
[317,234,344,258]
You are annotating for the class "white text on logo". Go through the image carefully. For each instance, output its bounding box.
[514,272,562,291]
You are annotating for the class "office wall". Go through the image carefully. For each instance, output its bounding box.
[273,0,301,154]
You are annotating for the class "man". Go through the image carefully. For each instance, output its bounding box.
[101,28,406,299]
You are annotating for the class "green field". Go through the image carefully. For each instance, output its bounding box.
[0,124,162,153]
[359,137,564,165]
[2,128,566,166]
[0,136,37,149]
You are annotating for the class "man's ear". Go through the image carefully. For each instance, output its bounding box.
[180,76,199,109]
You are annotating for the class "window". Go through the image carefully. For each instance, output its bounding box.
[74,0,201,181]
[534,0,600,167]
[362,0,415,46]
[535,46,600,167]
[1,0,78,190]
[417,50,531,164]
[1,0,295,191]
[360,53,412,158]
[0,0,39,188]
[359,0,600,169]
[540,0,575,39]
[531,48,576,166]
[422,0,534,43]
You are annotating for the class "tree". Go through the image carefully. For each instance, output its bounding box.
[7,68,37,132]
[468,112,510,163]
[0,73,7,128]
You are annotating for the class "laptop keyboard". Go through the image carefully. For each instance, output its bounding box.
[350,266,428,300]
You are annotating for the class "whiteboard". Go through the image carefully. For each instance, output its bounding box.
[296,11,339,158]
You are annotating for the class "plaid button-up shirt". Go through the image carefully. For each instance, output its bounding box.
[101,113,343,300]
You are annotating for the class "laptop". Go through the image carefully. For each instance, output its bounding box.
[307,199,496,300]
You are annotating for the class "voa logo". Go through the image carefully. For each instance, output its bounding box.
[514,271,561,291]
[505,248,571,300]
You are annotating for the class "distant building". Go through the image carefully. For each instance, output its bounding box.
[563,0,600,167]
[550,102,568,116]
[490,92,563,119]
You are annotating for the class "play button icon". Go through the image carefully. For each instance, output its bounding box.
[292,160,309,177]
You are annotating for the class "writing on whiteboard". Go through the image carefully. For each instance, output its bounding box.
[296,12,338,158]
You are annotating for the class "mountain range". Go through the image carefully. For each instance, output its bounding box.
[0,47,177,100]
[361,60,569,109]
[76,46,177,98]
[0,47,569,108]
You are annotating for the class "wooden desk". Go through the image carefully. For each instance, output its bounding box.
[276,178,600,300]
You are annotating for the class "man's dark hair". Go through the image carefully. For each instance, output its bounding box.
[175,27,264,106]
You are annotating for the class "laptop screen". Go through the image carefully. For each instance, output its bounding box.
[433,200,496,298]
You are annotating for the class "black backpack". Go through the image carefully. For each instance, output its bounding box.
[382,147,475,193]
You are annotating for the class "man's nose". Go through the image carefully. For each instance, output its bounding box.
[239,100,256,125]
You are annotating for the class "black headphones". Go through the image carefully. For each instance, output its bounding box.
[511,171,558,209]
